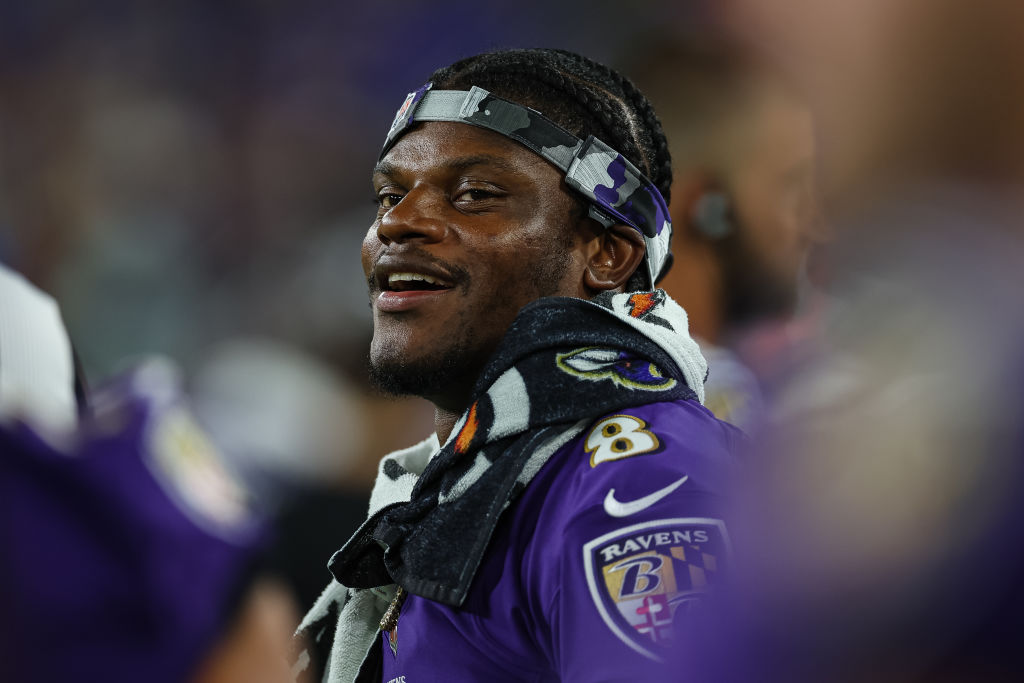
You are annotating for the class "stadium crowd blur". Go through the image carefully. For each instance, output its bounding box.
[3,0,1024,681]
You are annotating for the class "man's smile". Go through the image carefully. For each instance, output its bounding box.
[368,252,463,313]
[376,286,453,312]
[387,272,450,291]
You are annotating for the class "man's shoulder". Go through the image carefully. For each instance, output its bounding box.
[599,397,746,449]
[571,398,742,479]
[507,399,736,667]
[526,399,741,531]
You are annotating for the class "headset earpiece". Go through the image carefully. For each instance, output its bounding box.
[692,191,735,239]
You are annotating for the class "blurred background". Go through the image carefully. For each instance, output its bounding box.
[4,1,1024,680]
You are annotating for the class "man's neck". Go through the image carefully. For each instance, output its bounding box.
[434,407,462,446]
[426,384,476,445]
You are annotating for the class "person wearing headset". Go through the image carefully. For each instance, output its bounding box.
[626,34,825,430]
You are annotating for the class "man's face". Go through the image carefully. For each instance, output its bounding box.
[721,88,820,325]
[362,122,588,408]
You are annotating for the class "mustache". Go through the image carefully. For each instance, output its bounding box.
[366,247,471,291]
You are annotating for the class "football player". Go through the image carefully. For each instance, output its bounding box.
[293,48,743,682]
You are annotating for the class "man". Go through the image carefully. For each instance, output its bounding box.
[626,36,823,429]
[293,49,742,682]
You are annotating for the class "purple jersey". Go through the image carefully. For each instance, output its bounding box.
[379,398,740,682]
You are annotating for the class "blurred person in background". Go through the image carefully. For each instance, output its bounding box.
[0,264,297,683]
[624,33,825,431]
[665,1,1024,680]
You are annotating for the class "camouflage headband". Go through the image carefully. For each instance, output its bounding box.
[381,83,673,287]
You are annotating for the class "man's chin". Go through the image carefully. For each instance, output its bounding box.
[367,347,473,401]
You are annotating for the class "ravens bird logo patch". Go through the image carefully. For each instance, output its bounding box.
[583,519,729,660]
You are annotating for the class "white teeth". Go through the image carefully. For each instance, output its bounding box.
[388,272,445,286]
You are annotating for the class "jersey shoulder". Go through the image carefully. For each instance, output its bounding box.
[560,398,743,510]
[515,399,738,673]
[516,398,740,553]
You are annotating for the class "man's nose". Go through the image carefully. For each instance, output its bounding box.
[376,186,448,245]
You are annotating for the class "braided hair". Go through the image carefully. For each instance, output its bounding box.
[427,49,673,287]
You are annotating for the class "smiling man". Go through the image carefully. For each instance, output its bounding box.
[293,49,743,683]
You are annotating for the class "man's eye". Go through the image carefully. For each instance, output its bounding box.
[455,189,496,202]
[376,193,403,209]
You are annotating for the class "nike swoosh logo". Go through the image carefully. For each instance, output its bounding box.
[603,475,690,518]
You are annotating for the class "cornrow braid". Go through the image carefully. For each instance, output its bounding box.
[616,72,674,204]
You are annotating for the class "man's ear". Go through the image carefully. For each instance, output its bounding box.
[581,224,646,293]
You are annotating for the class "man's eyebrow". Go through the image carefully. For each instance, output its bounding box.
[441,154,520,174]
[372,154,521,178]
[373,160,398,178]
